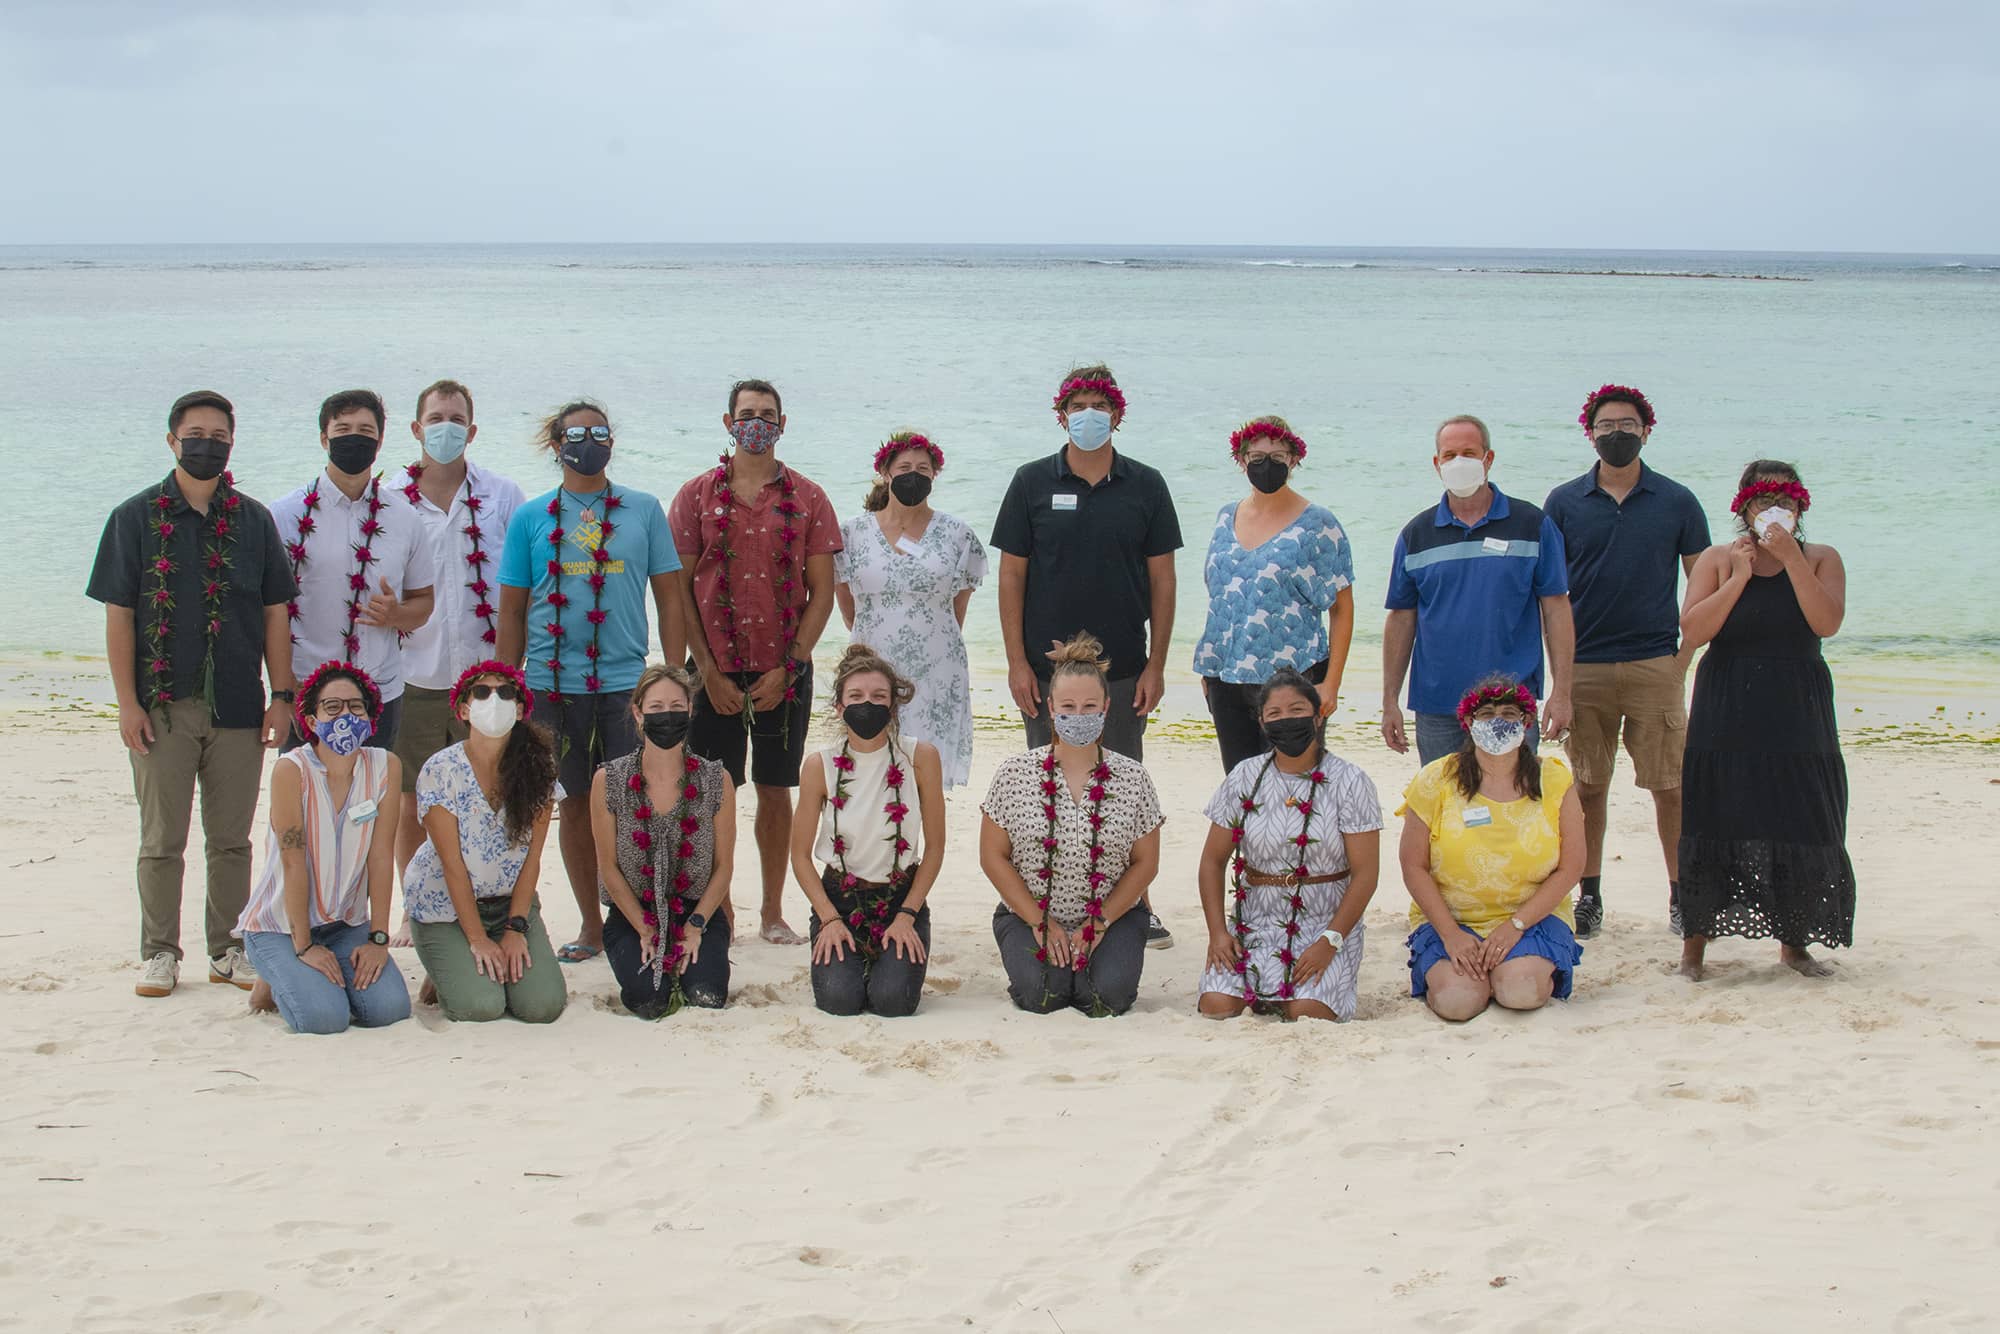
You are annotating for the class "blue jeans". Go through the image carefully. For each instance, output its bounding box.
[1414,713,1541,767]
[244,922,411,1035]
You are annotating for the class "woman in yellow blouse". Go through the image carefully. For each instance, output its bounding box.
[1399,677,1585,1020]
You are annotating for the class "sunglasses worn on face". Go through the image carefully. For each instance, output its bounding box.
[467,683,521,702]
[562,425,611,444]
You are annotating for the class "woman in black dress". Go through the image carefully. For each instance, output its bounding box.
[1676,461,1851,980]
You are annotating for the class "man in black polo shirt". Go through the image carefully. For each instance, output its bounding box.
[87,390,298,1000]
[993,362,1182,945]
[1544,384,1710,939]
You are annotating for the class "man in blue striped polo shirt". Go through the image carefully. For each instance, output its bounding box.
[1381,414,1574,765]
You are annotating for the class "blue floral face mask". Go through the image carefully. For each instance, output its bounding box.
[1468,717,1526,756]
[314,711,374,756]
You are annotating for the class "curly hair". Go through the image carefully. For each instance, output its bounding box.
[450,663,557,846]
[828,643,916,720]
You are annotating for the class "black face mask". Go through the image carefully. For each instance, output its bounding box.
[1263,715,1320,758]
[327,433,381,476]
[1593,431,1643,469]
[561,438,613,477]
[177,437,232,482]
[889,472,933,507]
[641,709,692,750]
[843,702,892,740]
[1245,457,1291,495]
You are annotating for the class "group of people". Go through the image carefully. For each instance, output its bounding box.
[87,369,1855,1033]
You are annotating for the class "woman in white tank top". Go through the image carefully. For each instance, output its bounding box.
[788,644,946,1016]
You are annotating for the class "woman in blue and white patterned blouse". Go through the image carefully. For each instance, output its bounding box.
[1191,416,1357,772]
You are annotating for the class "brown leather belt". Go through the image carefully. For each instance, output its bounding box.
[1242,869,1350,888]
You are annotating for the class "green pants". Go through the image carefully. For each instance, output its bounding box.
[409,897,567,1024]
[128,699,266,961]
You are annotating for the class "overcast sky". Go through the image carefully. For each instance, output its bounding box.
[4,0,1994,252]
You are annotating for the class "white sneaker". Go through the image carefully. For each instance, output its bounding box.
[135,951,179,998]
[208,945,257,991]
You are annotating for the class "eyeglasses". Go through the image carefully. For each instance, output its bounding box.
[315,697,371,719]
[466,683,520,702]
[1591,417,1644,434]
[562,425,611,444]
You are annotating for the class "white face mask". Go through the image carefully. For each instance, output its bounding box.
[1469,717,1527,755]
[467,693,517,738]
[1753,506,1796,537]
[1437,455,1487,498]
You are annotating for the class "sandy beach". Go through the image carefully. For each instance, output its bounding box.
[5,661,1997,1332]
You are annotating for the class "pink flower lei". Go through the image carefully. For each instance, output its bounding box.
[1578,383,1657,435]
[710,453,807,728]
[1034,746,1114,1015]
[826,738,916,955]
[1455,681,1537,731]
[628,752,704,1012]
[285,473,384,658]
[144,470,241,716]
[872,434,945,476]
[1051,377,1128,421]
[1228,420,1308,463]
[402,463,498,646]
[1225,755,1328,1005]
[1730,478,1811,516]
[542,486,622,753]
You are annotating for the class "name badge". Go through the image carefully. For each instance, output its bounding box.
[1052,493,1078,511]
[1481,537,1509,555]
[349,798,379,825]
[1462,805,1493,828]
[895,535,924,556]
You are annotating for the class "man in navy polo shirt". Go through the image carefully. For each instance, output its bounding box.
[1381,414,1574,765]
[1544,384,1710,939]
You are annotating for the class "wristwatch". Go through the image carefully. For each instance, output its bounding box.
[503,916,529,935]
[1320,928,1344,954]
[270,689,295,703]
[367,930,391,947]
[784,657,808,678]
[1510,916,1529,932]
[686,912,707,932]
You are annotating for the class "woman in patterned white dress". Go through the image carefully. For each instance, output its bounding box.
[1195,668,1383,1021]
[834,431,987,788]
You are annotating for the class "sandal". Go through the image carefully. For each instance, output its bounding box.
[556,941,603,964]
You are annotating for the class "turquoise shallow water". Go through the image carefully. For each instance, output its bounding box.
[5,243,1996,684]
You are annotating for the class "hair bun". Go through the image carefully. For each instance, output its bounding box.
[1044,633,1110,673]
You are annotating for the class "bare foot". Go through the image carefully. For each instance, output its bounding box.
[1781,945,1835,978]
[760,918,806,946]
[1678,937,1707,982]
[248,979,277,1013]
[389,917,414,949]
[418,977,438,1006]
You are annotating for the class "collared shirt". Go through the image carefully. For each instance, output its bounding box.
[990,448,1184,681]
[87,474,296,729]
[270,471,438,702]
[395,460,528,689]
[1385,488,1568,715]
[1543,462,1709,664]
[497,482,681,694]
[668,464,842,675]
[979,746,1165,931]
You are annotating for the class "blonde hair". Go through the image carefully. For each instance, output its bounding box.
[828,643,915,720]
[1045,632,1110,697]
[863,430,942,513]
[632,662,699,712]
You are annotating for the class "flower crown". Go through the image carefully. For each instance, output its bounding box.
[294,659,383,737]
[1579,383,1657,434]
[1455,681,1536,731]
[448,658,536,718]
[1052,377,1128,420]
[1228,419,1307,463]
[873,433,945,475]
[1731,477,1811,515]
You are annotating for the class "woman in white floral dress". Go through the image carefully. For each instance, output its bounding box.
[834,431,987,788]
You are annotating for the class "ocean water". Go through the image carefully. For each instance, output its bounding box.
[5,243,1997,692]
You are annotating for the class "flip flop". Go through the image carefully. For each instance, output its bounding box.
[556,942,603,964]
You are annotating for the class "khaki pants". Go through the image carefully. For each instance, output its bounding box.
[129,699,266,961]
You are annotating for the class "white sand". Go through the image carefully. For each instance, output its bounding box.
[6,669,1998,1332]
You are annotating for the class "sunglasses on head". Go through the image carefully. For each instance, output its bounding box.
[562,425,611,444]
[467,683,521,702]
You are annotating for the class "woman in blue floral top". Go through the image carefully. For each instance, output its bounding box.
[1192,416,1357,771]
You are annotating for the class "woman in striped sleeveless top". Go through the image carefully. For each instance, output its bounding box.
[788,644,946,1016]
[238,661,411,1034]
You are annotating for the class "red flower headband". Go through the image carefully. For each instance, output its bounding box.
[448,658,536,718]
[1228,420,1308,463]
[873,433,945,475]
[1731,478,1811,515]
[1052,377,1128,420]
[1455,681,1536,731]
[294,659,383,737]
[1578,383,1657,435]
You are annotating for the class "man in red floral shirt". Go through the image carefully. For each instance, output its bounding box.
[670,379,843,944]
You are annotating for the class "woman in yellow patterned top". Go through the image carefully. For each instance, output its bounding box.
[1398,676,1584,1020]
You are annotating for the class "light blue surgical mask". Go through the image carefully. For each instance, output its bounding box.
[1469,717,1526,756]
[1051,711,1107,747]
[422,420,469,464]
[1065,408,1113,452]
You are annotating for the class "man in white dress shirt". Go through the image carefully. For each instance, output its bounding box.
[269,388,436,751]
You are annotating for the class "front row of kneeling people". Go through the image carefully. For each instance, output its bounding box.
[242,632,1586,1034]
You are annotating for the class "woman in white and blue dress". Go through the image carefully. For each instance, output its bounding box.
[1192,416,1356,773]
[833,431,987,788]
[1195,668,1383,1021]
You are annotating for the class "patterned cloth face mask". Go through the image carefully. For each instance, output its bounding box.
[1051,711,1107,746]
[730,419,782,455]
[314,711,374,756]
[1469,717,1526,755]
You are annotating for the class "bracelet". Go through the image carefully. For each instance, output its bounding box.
[294,942,315,958]
[895,905,919,918]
